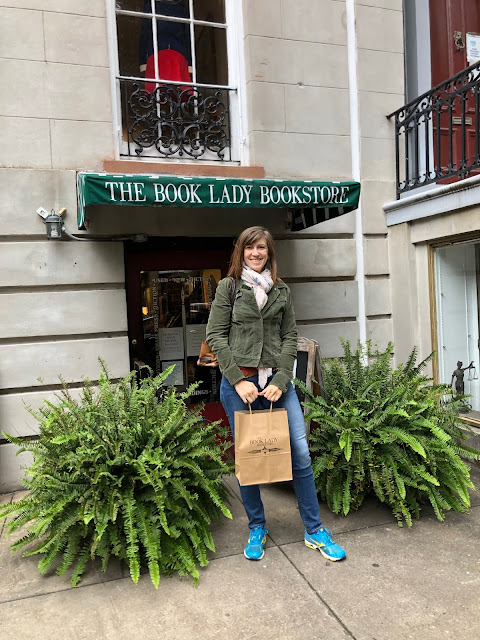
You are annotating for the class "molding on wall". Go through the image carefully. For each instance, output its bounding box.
[0,332,128,347]
[0,283,125,293]
[383,174,480,226]
[103,160,265,179]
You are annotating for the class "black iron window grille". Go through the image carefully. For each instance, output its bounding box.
[120,77,235,162]
[388,60,480,198]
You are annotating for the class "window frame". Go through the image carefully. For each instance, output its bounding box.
[106,0,249,165]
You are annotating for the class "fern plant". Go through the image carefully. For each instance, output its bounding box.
[296,340,480,527]
[0,363,233,587]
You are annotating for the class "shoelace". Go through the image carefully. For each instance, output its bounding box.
[249,528,266,543]
[313,528,333,542]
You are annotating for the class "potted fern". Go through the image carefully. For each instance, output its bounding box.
[0,363,233,587]
[297,341,480,526]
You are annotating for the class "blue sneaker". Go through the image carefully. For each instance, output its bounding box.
[244,526,268,560]
[304,528,346,561]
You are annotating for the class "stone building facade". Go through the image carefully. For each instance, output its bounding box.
[385,0,480,420]
[0,0,401,490]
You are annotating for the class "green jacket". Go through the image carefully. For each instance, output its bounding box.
[205,277,298,392]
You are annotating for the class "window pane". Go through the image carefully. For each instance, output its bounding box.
[434,243,480,412]
[115,0,145,12]
[195,25,228,85]
[137,1,193,80]
[116,0,191,15]
[193,0,225,24]
[116,14,144,77]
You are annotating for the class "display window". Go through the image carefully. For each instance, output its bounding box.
[434,242,480,415]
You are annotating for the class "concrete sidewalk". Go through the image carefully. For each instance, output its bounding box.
[1,470,480,640]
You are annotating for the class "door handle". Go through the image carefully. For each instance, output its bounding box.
[131,339,137,345]
[454,31,465,50]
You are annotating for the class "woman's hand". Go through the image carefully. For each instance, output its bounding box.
[259,384,283,403]
[234,380,259,404]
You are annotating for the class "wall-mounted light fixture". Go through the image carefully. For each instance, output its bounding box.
[37,206,66,239]
[36,206,148,243]
[45,212,64,239]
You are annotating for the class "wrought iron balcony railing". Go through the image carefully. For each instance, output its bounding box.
[119,78,235,162]
[388,60,480,198]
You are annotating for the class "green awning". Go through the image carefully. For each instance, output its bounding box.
[77,172,360,231]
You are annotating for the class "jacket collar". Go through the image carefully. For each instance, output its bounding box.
[238,278,288,290]
[263,280,289,314]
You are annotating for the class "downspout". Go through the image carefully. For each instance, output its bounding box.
[345,0,367,352]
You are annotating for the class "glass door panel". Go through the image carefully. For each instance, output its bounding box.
[140,268,222,404]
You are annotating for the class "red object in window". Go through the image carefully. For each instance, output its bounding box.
[145,49,192,94]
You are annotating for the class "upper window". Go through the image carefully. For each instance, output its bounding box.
[111,0,243,163]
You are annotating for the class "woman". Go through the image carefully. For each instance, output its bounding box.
[206,226,346,562]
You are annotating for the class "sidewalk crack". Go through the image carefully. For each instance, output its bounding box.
[277,544,358,640]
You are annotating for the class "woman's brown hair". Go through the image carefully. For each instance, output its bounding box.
[227,226,278,281]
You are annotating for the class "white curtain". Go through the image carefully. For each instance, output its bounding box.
[434,244,480,411]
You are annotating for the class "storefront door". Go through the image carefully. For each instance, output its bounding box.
[430,0,480,182]
[125,241,232,425]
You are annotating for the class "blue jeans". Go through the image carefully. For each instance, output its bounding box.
[220,373,323,535]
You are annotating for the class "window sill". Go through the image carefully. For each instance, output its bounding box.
[103,160,265,180]
[383,174,480,227]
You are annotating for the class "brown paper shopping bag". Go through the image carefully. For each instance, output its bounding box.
[234,404,293,486]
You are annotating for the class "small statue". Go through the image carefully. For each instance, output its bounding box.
[451,361,474,395]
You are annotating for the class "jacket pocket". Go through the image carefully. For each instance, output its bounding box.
[267,291,287,320]
[232,290,258,324]
[228,326,239,352]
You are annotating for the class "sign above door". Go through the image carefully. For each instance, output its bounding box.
[77,172,360,231]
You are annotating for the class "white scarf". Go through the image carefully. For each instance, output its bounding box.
[241,264,274,389]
